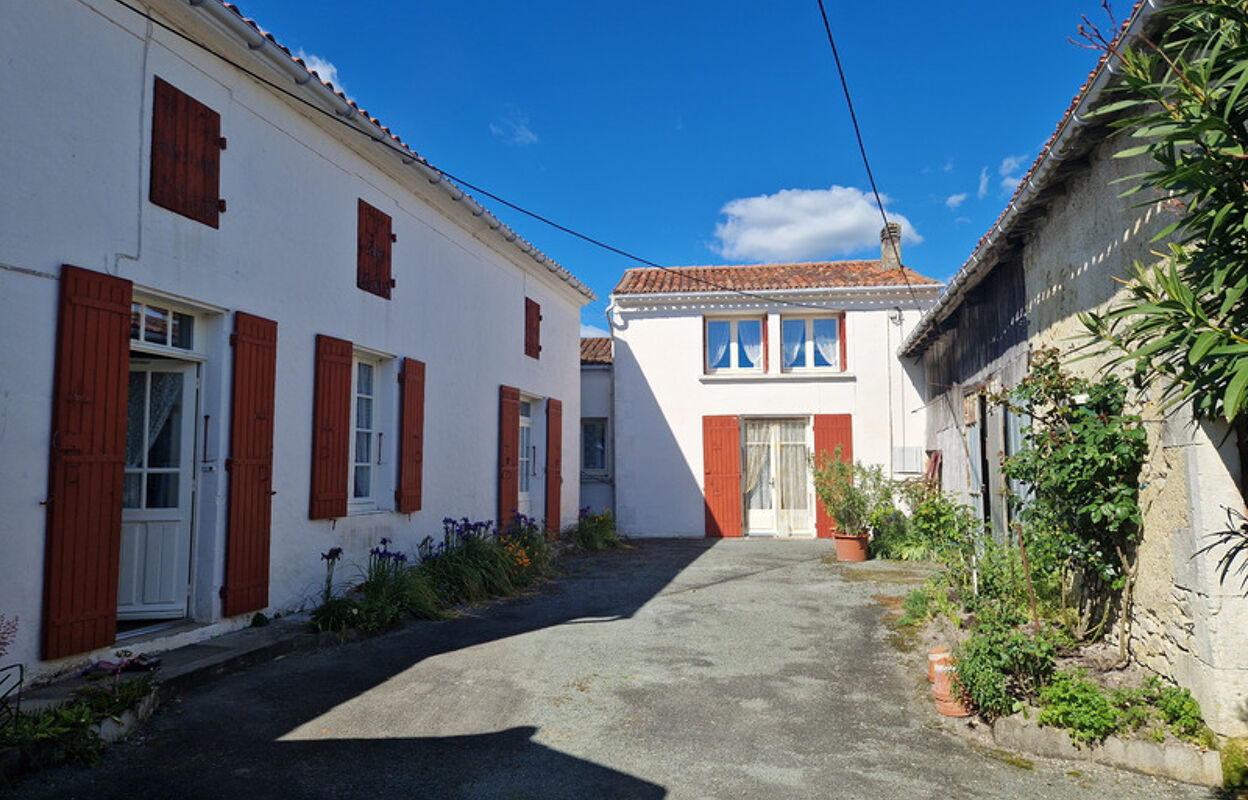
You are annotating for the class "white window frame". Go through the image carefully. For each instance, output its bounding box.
[704,316,765,373]
[780,315,842,372]
[581,418,608,475]
[348,353,387,512]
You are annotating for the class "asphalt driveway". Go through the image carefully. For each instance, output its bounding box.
[11,539,1216,799]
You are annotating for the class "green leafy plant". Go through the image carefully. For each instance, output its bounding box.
[953,617,1056,720]
[1038,670,1120,744]
[567,507,622,550]
[811,447,899,539]
[993,348,1146,648]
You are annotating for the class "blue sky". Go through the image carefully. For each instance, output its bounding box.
[235,1,1118,335]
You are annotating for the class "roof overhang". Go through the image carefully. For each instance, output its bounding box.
[899,0,1168,358]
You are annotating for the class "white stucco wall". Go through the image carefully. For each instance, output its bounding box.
[611,294,936,537]
[0,0,587,675]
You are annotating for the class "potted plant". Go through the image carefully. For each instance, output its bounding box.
[812,446,899,561]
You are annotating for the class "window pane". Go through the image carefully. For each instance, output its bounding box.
[130,303,143,341]
[126,372,145,468]
[146,372,183,468]
[144,305,169,345]
[813,318,838,368]
[355,431,371,464]
[123,473,142,509]
[582,421,605,470]
[356,362,373,396]
[519,401,531,418]
[705,320,730,369]
[353,465,371,499]
[356,397,372,430]
[782,319,806,368]
[146,473,178,508]
[737,320,761,369]
[172,312,194,349]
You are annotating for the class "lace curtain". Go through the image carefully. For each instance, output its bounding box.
[707,321,729,369]
[739,321,762,369]
[814,319,839,368]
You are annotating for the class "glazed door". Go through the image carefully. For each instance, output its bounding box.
[118,361,196,620]
[743,420,776,534]
[743,419,811,537]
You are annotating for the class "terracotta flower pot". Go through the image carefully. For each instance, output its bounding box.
[832,533,869,562]
[932,658,972,718]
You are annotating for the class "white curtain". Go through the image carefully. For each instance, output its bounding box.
[739,321,761,368]
[814,319,839,368]
[743,421,771,510]
[776,421,808,512]
[146,372,183,468]
[782,320,803,368]
[707,321,729,368]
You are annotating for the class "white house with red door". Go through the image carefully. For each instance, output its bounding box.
[0,0,591,677]
[607,225,940,538]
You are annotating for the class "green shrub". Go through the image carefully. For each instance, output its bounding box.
[567,507,621,550]
[1038,670,1120,744]
[953,618,1056,719]
[1152,679,1205,740]
[811,447,898,539]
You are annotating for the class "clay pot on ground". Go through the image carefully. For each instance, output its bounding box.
[831,533,869,562]
[931,654,972,717]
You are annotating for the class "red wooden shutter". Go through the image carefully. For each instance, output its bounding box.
[839,314,848,372]
[545,398,562,536]
[813,414,853,538]
[702,415,742,538]
[499,385,520,528]
[310,334,352,519]
[524,298,541,359]
[224,312,277,616]
[396,357,425,513]
[150,77,222,228]
[43,265,132,659]
[357,199,393,299]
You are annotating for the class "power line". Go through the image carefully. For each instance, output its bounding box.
[109,0,920,312]
[814,0,932,314]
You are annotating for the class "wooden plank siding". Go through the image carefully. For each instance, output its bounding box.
[224,312,277,617]
[813,414,853,538]
[309,335,352,519]
[702,415,742,538]
[150,77,222,228]
[396,357,425,513]
[545,398,562,536]
[498,386,520,528]
[43,265,132,659]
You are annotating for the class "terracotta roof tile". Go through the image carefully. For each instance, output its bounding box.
[580,337,613,364]
[613,260,940,296]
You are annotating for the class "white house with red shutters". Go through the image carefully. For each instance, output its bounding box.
[0,0,591,677]
[607,225,941,539]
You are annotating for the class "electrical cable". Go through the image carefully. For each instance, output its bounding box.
[814,0,933,314]
[106,0,911,312]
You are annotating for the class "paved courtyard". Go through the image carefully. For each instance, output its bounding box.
[11,540,1217,799]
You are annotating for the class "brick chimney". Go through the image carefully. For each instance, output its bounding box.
[880,222,902,270]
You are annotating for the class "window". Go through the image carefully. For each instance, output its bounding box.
[582,418,607,472]
[130,301,194,352]
[357,199,394,299]
[518,401,533,512]
[705,317,764,372]
[781,316,842,371]
[351,358,380,505]
[150,77,223,227]
[525,298,542,359]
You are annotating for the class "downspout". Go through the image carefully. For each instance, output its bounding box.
[605,301,618,516]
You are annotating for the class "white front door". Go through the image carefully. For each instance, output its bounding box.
[743,419,813,537]
[119,361,196,620]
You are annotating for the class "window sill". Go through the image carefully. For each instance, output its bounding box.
[699,371,855,383]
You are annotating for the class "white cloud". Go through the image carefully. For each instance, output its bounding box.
[489,109,538,146]
[295,49,346,96]
[580,323,609,338]
[977,168,990,199]
[945,192,968,210]
[1000,176,1022,192]
[998,154,1028,177]
[711,186,921,263]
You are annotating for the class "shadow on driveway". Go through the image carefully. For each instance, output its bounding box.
[13,540,719,799]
